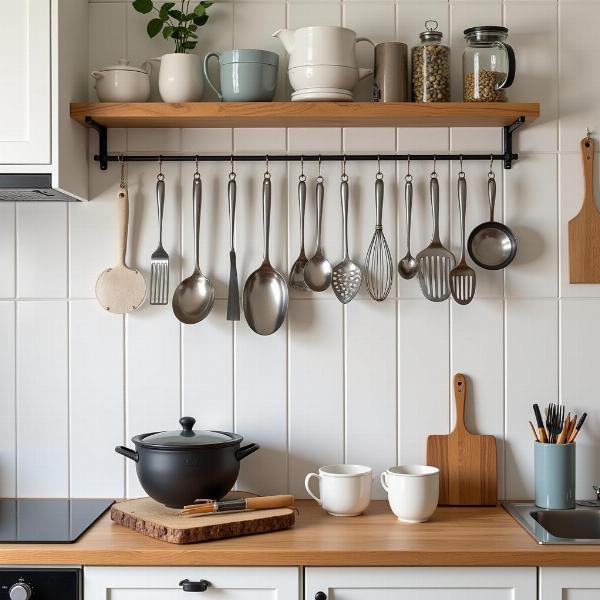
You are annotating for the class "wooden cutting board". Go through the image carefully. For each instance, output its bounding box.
[569,136,600,283]
[427,374,497,506]
[111,495,295,544]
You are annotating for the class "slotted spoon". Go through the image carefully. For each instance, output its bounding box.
[416,171,455,302]
[332,175,362,304]
[450,171,476,305]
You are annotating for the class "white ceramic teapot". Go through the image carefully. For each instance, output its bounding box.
[91,59,151,102]
[273,26,374,92]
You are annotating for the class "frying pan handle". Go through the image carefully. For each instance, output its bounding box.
[487,176,496,222]
[452,374,467,434]
[115,445,139,462]
[236,443,260,461]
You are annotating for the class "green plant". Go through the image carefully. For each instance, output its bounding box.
[132,0,212,53]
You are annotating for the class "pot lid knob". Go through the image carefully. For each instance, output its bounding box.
[179,416,196,434]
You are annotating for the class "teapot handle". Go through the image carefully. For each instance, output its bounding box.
[494,42,516,89]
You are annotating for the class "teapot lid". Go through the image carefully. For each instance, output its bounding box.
[99,58,149,73]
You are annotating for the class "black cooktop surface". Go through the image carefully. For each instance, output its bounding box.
[0,498,114,543]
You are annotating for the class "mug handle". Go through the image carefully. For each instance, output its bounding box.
[203,52,223,101]
[380,471,390,492]
[304,473,322,505]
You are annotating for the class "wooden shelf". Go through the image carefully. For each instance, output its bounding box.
[70,101,539,129]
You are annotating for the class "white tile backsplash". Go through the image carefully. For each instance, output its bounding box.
[1,0,594,501]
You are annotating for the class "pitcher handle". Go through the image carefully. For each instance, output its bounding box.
[203,52,223,101]
[380,471,390,492]
[304,472,322,505]
[356,37,375,80]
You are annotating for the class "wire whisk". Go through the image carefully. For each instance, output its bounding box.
[365,166,393,301]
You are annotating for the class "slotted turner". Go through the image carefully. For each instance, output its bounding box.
[332,176,362,304]
[416,172,455,302]
[450,171,476,305]
[150,176,169,305]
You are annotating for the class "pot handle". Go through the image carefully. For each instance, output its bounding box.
[236,443,259,461]
[91,71,103,80]
[115,445,139,462]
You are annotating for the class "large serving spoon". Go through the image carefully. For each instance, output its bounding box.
[172,173,215,324]
[398,169,418,280]
[288,173,309,291]
[304,175,332,291]
[243,171,289,335]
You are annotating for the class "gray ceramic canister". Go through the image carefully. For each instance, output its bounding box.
[534,441,576,510]
[204,49,279,102]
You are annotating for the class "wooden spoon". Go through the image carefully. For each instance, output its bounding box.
[95,188,146,313]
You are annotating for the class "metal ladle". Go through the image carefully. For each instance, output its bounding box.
[467,160,517,270]
[172,169,215,324]
[243,160,289,335]
[289,159,309,292]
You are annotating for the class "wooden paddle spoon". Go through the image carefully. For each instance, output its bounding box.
[96,187,146,313]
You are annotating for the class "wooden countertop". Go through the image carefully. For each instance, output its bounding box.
[1,501,600,567]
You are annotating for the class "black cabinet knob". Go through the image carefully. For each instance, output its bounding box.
[179,579,210,592]
[315,592,327,600]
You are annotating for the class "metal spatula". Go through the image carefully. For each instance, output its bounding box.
[150,173,169,305]
[416,171,455,302]
[450,171,476,305]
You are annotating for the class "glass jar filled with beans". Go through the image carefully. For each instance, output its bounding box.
[463,26,516,102]
[411,20,450,103]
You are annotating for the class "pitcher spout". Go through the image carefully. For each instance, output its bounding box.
[358,67,373,81]
[272,28,295,55]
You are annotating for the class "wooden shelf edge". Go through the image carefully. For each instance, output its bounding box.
[70,101,540,129]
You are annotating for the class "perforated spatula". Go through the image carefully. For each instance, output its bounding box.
[96,188,146,314]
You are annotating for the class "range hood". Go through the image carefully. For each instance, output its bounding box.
[0,174,78,202]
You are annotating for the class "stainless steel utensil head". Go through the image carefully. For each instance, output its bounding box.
[289,177,310,292]
[305,178,332,292]
[332,259,362,304]
[227,176,240,321]
[150,178,170,305]
[398,174,418,280]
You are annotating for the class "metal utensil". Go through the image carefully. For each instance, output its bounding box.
[416,167,456,302]
[450,168,476,305]
[468,163,517,270]
[243,166,289,335]
[172,172,215,324]
[547,403,565,444]
[364,168,393,301]
[150,168,169,305]
[398,162,418,280]
[289,169,309,292]
[332,167,362,304]
[226,163,240,321]
[304,170,332,292]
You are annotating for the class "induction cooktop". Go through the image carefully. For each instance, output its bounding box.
[0,498,114,543]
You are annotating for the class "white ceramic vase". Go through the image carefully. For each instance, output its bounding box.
[156,53,203,102]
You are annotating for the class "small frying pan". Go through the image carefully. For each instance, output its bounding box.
[467,172,517,270]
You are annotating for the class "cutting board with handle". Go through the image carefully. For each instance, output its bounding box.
[111,494,295,544]
[569,136,600,283]
[427,373,497,506]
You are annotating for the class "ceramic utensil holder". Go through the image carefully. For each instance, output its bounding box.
[534,441,576,509]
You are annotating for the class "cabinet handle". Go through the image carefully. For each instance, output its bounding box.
[179,579,210,592]
[315,593,327,600]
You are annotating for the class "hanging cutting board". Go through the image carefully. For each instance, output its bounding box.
[111,495,295,544]
[426,373,497,506]
[569,136,600,283]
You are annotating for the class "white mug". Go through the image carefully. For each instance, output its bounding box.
[381,465,439,523]
[305,464,372,516]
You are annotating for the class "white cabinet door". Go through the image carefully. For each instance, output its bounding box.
[306,567,537,600]
[0,0,51,164]
[541,567,600,600]
[85,567,300,600]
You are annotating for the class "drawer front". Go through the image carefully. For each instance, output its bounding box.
[541,567,600,600]
[85,567,300,600]
[306,567,537,600]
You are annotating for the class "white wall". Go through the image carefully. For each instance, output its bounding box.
[0,0,598,502]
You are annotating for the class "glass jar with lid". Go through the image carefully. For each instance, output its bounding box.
[411,20,450,103]
[463,26,516,102]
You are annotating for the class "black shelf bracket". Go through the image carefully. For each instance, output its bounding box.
[85,117,108,171]
[503,116,526,170]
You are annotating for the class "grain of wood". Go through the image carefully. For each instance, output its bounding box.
[427,374,498,506]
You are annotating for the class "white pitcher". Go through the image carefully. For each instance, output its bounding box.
[152,53,203,102]
[273,26,374,77]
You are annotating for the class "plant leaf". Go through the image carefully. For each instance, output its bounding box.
[147,17,163,37]
[201,1,213,7]
[193,4,205,16]
[171,26,187,38]
[132,0,153,14]
[188,23,197,31]
[162,25,174,38]
[193,14,208,26]
[186,31,197,38]
[182,13,195,21]
[168,8,185,20]
[182,41,197,50]
[159,2,175,20]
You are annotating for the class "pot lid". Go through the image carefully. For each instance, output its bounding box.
[137,417,242,449]
[99,58,149,73]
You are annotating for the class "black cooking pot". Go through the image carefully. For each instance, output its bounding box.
[115,416,259,508]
